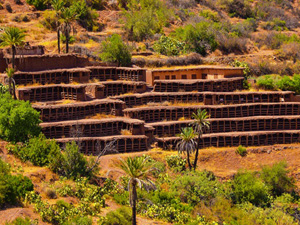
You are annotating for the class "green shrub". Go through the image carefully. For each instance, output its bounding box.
[199,9,220,22]
[5,217,32,225]
[26,0,50,10]
[172,21,218,56]
[256,75,280,90]
[262,18,287,31]
[40,10,58,31]
[100,34,131,66]
[13,134,61,166]
[235,145,247,157]
[0,158,34,207]
[220,0,254,19]
[49,142,95,179]
[123,0,171,41]
[260,162,295,197]
[171,171,221,205]
[153,36,186,56]
[101,207,132,225]
[0,93,41,143]
[72,0,100,31]
[166,155,186,172]
[231,171,270,206]
[65,216,92,225]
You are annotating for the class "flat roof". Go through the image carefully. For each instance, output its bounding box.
[149,66,245,72]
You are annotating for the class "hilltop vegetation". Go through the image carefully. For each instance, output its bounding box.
[0,0,299,73]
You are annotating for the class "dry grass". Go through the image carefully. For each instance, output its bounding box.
[121,129,132,135]
[134,101,204,108]
[86,113,116,119]
[61,100,76,105]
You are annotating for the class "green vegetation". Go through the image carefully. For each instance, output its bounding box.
[235,145,247,157]
[256,74,300,94]
[11,134,60,166]
[123,0,171,41]
[0,93,41,143]
[118,156,155,225]
[100,34,132,66]
[0,157,33,207]
[101,207,132,225]
[26,0,49,10]
[176,127,197,171]
[153,36,186,56]
[191,109,210,170]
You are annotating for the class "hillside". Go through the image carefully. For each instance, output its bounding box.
[0,0,300,72]
[2,0,300,225]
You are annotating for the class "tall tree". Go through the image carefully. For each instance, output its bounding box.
[176,127,197,171]
[191,109,210,170]
[118,157,155,225]
[5,68,16,99]
[51,0,65,54]
[60,7,77,53]
[0,26,26,69]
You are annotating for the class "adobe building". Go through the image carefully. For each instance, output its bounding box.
[146,66,244,85]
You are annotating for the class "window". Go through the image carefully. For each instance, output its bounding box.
[154,76,160,80]
[192,74,197,79]
[172,75,176,79]
[202,73,207,79]
[182,74,187,79]
[165,75,170,79]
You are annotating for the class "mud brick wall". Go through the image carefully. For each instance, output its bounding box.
[87,67,147,82]
[153,77,244,92]
[16,84,86,102]
[14,54,90,72]
[33,99,125,122]
[56,135,148,155]
[113,92,204,107]
[41,118,145,139]
[5,68,91,86]
[149,115,300,137]
[146,67,244,86]
[113,91,293,107]
[102,81,147,97]
[85,84,105,99]
[157,130,300,149]
[124,103,300,122]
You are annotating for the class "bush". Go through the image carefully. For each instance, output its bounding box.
[0,158,34,207]
[65,216,92,225]
[199,9,220,22]
[0,93,41,143]
[153,36,186,56]
[166,155,186,172]
[49,142,95,179]
[13,134,61,166]
[26,0,50,10]
[173,21,218,56]
[260,162,295,197]
[40,10,58,31]
[72,0,101,31]
[100,34,131,66]
[171,171,221,205]
[256,75,280,90]
[220,0,254,19]
[231,171,270,206]
[101,207,132,225]
[123,0,171,41]
[235,145,247,157]
[5,217,32,225]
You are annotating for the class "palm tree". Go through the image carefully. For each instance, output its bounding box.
[0,26,26,69]
[176,127,197,171]
[51,0,64,53]
[5,68,16,99]
[191,109,210,171]
[118,156,155,225]
[60,6,77,53]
